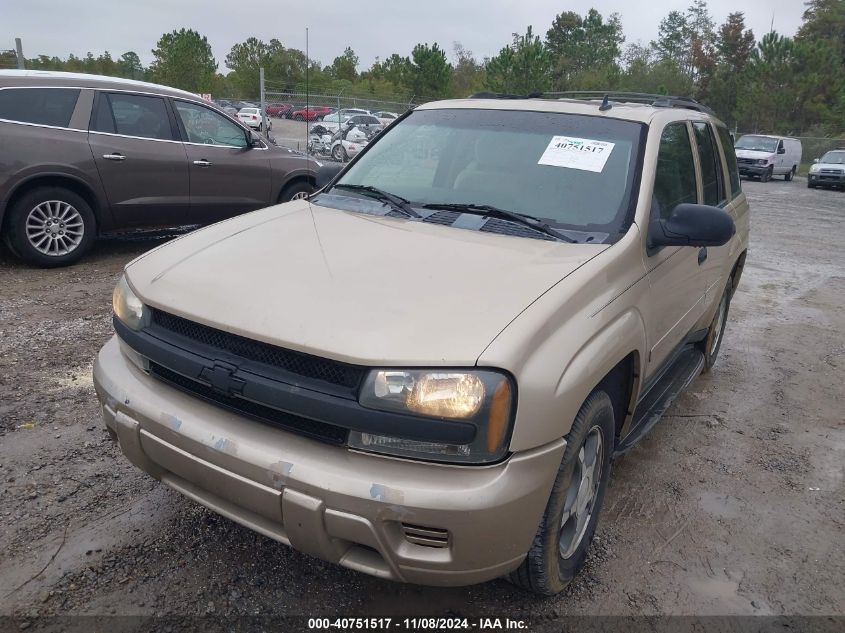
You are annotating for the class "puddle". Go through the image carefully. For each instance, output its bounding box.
[697,492,743,519]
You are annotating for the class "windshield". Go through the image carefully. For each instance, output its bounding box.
[735,135,778,152]
[820,151,845,164]
[325,108,643,235]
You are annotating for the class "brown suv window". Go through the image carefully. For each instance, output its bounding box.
[93,93,174,141]
[715,125,742,199]
[0,88,80,127]
[693,122,726,206]
[173,100,247,148]
[653,123,697,218]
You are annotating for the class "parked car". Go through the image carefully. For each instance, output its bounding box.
[0,70,319,266]
[372,111,399,125]
[237,107,271,131]
[266,102,293,118]
[316,111,352,133]
[330,124,376,161]
[290,105,332,121]
[94,92,747,593]
[734,134,802,182]
[807,149,845,189]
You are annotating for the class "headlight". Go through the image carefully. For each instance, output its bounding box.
[809,164,820,173]
[756,159,768,165]
[350,369,514,464]
[112,274,148,331]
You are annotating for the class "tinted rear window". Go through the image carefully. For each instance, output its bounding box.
[0,88,80,127]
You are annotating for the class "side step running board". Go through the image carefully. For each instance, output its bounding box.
[614,346,705,458]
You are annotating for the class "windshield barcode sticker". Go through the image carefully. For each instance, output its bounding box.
[538,136,615,172]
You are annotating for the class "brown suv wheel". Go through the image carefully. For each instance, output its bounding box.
[5,187,96,267]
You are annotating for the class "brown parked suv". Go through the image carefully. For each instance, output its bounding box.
[0,70,319,267]
[94,92,749,594]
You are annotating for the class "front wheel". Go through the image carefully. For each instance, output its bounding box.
[5,187,96,267]
[808,180,816,189]
[332,144,346,162]
[279,180,314,202]
[761,167,773,183]
[785,166,795,181]
[509,391,615,595]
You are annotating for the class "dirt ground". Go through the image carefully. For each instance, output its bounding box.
[0,178,843,628]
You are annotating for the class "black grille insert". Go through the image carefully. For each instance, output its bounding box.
[150,309,364,390]
[150,363,349,445]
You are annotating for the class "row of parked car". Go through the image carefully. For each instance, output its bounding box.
[734,133,845,190]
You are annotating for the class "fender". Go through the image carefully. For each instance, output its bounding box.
[1,166,111,229]
[554,309,646,436]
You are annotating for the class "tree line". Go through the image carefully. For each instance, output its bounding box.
[16,0,845,136]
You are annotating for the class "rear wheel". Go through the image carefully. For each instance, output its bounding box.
[699,283,731,373]
[332,144,346,162]
[509,391,614,595]
[6,187,96,267]
[785,166,795,181]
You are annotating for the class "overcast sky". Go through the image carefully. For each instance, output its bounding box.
[6,0,806,71]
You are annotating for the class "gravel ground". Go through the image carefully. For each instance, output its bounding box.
[0,179,843,629]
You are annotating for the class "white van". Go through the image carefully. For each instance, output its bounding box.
[734,135,802,182]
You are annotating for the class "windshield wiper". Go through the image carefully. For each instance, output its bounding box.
[419,203,577,243]
[331,184,420,218]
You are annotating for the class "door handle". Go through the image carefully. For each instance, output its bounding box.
[193,159,212,167]
[102,153,126,161]
[698,247,708,265]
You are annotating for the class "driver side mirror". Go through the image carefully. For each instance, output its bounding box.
[247,130,263,148]
[648,203,735,250]
[777,146,786,154]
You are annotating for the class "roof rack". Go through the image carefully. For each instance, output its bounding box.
[468,90,715,116]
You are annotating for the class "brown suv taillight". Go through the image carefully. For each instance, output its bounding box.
[401,523,450,548]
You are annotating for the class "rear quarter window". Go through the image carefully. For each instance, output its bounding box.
[0,88,81,127]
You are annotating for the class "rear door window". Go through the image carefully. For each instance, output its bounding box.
[0,88,80,127]
[92,93,175,141]
[693,122,726,206]
[715,125,741,199]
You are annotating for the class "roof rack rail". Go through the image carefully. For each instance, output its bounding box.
[467,90,715,116]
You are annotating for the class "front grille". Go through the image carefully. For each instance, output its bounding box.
[151,309,364,390]
[150,363,349,445]
[737,158,754,165]
[820,169,844,174]
[401,523,450,548]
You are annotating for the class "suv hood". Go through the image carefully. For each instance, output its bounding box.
[126,202,606,366]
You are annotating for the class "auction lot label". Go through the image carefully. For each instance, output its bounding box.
[538,136,615,172]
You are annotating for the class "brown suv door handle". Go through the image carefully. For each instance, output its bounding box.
[193,159,212,167]
[102,153,126,161]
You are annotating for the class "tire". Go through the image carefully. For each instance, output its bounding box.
[279,180,314,203]
[785,166,795,181]
[332,144,346,162]
[808,181,816,189]
[760,167,772,183]
[699,282,731,373]
[294,114,303,121]
[509,391,615,596]
[6,187,96,267]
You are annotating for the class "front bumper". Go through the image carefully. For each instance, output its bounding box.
[93,336,564,586]
[808,172,845,186]
[737,163,770,176]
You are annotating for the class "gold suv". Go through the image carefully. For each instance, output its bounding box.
[94,92,749,595]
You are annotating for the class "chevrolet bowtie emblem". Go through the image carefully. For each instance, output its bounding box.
[199,361,246,396]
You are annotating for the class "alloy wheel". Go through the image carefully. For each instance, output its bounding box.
[559,426,603,559]
[25,200,85,256]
